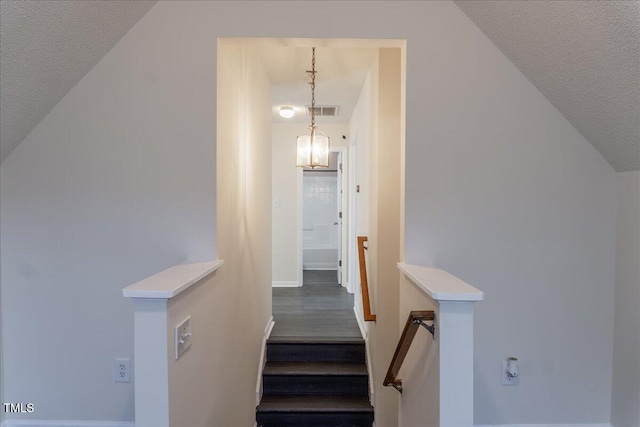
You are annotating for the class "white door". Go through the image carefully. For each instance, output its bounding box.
[336,152,343,285]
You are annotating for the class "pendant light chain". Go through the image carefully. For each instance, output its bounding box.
[296,46,329,169]
[310,47,316,129]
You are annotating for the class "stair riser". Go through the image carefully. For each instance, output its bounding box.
[267,344,365,363]
[263,375,368,396]
[257,412,374,427]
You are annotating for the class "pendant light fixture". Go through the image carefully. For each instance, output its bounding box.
[296,47,330,169]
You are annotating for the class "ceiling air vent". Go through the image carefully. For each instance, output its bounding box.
[306,105,339,117]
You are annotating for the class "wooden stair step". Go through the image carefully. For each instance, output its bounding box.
[263,361,368,376]
[267,340,365,363]
[267,336,365,344]
[257,395,374,427]
[263,361,369,396]
[257,395,374,413]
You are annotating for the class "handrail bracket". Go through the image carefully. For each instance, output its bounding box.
[413,318,435,339]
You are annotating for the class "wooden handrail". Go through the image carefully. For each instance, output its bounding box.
[357,236,376,321]
[383,310,436,393]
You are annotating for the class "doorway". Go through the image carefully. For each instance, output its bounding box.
[301,149,347,286]
[217,37,405,426]
[302,152,339,273]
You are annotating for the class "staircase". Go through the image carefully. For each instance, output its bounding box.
[256,337,374,427]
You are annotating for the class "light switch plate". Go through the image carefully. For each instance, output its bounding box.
[502,361,520,385]
[175,316,192,360]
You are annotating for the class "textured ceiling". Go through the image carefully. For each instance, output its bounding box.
[455,0,640,172]
[0,0,156,162]
[1,2,638,170]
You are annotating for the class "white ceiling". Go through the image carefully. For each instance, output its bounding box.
[455,0,640,172]
[259,46,376,125]
[1,2,638,171]
[0,0,157,162]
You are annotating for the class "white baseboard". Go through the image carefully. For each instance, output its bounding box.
[11,421,609,426]
[364,332,374,407]
[353,306,374,407]
[272,281,300,287]
[475,424,612,427]
[353,305,367,340]
[0,420,611,427]
[0,421,134,427]
[255,316,275,405]
[344,281,352,293]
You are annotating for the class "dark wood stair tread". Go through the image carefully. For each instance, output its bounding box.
[267,340,366,363]
[257,395,373,413]
[263,362,368,376]
[268,336,364,344]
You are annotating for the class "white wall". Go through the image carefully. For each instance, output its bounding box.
[0,2,216,420]
[272,123,348,285]
[166,41,272,427]
[0,1,620,424]
[611,171,640,427]
[346,49,407,427]
[127,43,272,427]
[349,63,375,320]
[1,257,3,425]
[348,46,405,426]
[367,48,404,427]
[402,4,618,425]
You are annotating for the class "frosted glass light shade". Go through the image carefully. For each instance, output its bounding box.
[279,106,295,118]
[297,128,330,168]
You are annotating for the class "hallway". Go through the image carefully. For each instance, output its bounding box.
[271,270,362,340]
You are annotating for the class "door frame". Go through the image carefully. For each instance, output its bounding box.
[334,146,348,288]
[297,145,349,288]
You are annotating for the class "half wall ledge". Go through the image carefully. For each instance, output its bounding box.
[397,262,484,302]
[122,259,224,299]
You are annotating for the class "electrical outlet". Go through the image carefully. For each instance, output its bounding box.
[114,358,130,383]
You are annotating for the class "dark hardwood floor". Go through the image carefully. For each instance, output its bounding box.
[258,270,373,426]
[271,270,362,341]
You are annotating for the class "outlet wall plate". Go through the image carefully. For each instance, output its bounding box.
[501,361,519,385]
[175,316,192,359]
[114,358,130,383]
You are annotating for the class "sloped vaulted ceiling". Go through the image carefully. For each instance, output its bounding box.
[1,1,638,171]
[455,0,640,172]
[0,0,157,162]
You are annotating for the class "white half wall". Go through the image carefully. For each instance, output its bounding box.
[611,171,640,427]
